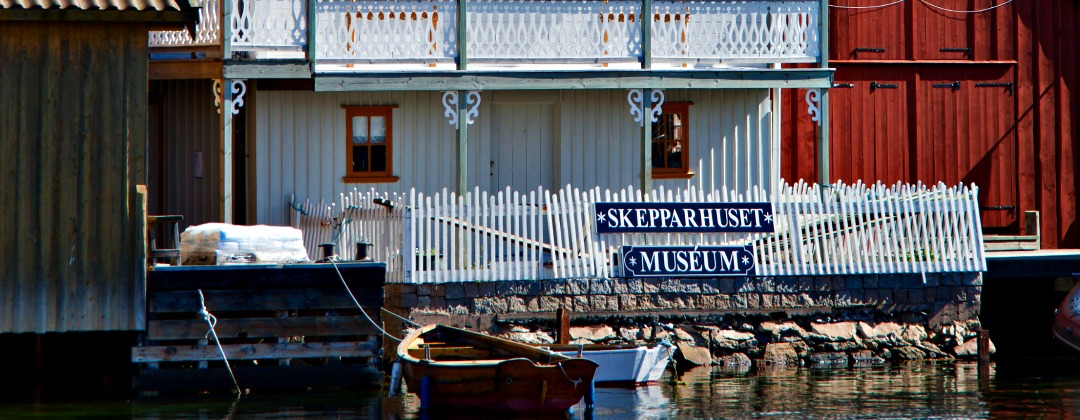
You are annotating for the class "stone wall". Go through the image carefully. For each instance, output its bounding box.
[386,273,982,329]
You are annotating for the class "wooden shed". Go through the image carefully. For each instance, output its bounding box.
[782,0,1079,249]
[0,0,198,335]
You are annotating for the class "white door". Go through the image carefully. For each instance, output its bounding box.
[490,103,556,194]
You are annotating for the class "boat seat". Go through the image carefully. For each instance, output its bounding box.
[148,215,183,266]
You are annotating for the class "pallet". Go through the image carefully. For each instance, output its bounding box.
[133,262,387,395]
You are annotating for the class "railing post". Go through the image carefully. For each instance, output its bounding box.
[307,0,317,65]
[458,0,468,70]
[641,0,652,69]
[222,0,233,58]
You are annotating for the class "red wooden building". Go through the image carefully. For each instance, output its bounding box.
[783,0,1077,249]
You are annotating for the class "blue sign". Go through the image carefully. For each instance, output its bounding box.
[594,202,774,234]
[620,245,756,278]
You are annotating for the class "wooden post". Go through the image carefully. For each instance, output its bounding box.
[977,329,991,366]
[641,0,652,69]
[457,90,468,196]
[557,306,570,345]
[816,0,830,186]
[457,0,468,71]
[641,90,653,192]
[221,80,234,224]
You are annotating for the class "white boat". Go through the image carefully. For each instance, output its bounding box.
[544,341,675,385]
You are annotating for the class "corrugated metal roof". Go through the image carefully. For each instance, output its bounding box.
[0,0,192,12]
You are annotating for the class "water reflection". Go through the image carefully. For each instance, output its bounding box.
[7,361,1080,418]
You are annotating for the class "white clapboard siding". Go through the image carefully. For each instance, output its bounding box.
[256,89,773,227]
[290,181,986,283]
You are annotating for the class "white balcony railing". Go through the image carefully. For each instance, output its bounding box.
[149,0,221,47]
[151,0,820,66]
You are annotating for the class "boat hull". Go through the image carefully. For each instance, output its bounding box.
[1053,279,1080,352]
[397,325,598,412]
[555,343,674,385]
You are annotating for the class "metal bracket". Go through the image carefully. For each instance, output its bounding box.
[975,82,1013,96]
[932,81,961,90]
[833,83,855,88]
[870,82,899,91]
[940,47,972,59]
[853,47,886,58]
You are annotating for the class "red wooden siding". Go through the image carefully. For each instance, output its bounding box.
[783,0,1079,248]
[830,2,907,60]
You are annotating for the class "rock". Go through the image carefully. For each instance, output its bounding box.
[806,352,849,366]
[953,338,996,357]
[570,325,616,343]
[857,322,904,340]
[809,322,858,342]
[814,341,862,352]
[720,352,752,367]
[619,327,642,341]
[901,325,928,343]
[676,342,712,366]
[673,327,697,343]
[915,342,953,359]
[851,350,885,365]
[760,321,808,340]
[892,346,926,360]
[763,343,799,366]
[709,329,758,351]
[498,331,553,345]
[790,340,812,358]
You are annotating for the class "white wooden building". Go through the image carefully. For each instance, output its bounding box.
[140,0,992,282]
[148,0,833,228]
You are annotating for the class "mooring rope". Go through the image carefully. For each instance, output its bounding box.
[197,289,243,397]
[556,362,583,387]
[325,258,403,342]
[381,307,422,328]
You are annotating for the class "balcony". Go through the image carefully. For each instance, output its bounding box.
[150,0,822,71]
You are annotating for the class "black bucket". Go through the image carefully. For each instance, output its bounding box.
[355,242,372,261]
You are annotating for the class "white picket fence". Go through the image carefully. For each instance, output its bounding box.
[289,180,986,283]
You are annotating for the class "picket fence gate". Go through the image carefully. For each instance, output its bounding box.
[289,180,987,284]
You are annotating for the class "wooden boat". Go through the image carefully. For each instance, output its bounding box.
[1053,278,1080,352]
[396,324,599,411]
[542,342,675,386]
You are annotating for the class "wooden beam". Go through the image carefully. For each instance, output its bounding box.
[131,341,379,362]
[147,315,381,340]
[315,69,835,92]
[150,60,222,80]
[148,287,384,313]
[224,60,313,79]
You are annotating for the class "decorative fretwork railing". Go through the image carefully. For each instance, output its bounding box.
[148,0,221,47]
[289,181,986,284]
[150,0,821,65]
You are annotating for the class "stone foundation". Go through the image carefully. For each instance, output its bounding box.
[382,273,986,366]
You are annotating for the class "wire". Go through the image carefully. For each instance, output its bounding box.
[920,0,1013,13]
[326,258,403,342]
[830,0,905,10]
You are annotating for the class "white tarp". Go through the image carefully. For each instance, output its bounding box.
[180,223,310,265]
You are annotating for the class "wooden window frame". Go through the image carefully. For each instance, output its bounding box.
[343,105,400,183]
[651,102,694,180]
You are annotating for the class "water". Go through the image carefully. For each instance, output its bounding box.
[3,361,1080,419]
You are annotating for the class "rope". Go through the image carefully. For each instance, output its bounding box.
[556,362,583,388]
[920,0,1013,13]
[326,258,403,342]
[288,200,310,216]
[381,307,422,328]
[830,0,905,10]
[197,289,243,397]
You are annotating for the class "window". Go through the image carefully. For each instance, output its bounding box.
[651,102,693,179]
[343,105,399,183]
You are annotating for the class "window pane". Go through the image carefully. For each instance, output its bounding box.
[370,116,386,143]
[651,142,665,168]
[353,145,369,172]
[665,142,682,168]
[371,145,387,172]
[352,116,368,143]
